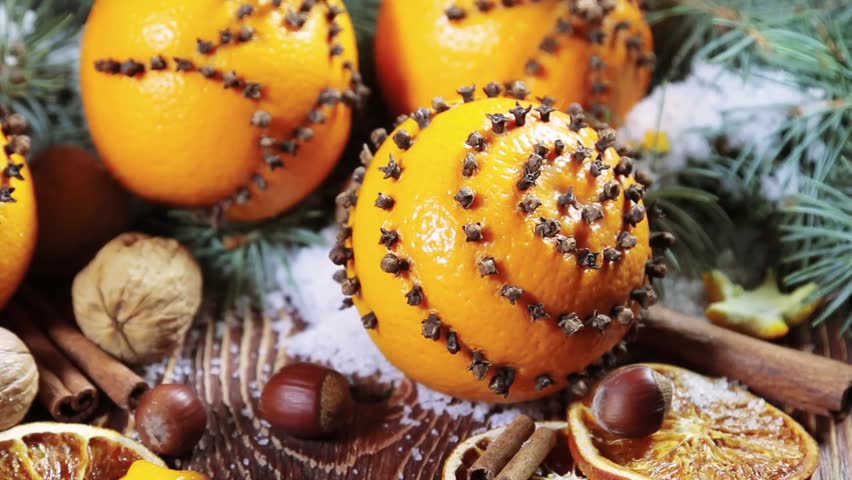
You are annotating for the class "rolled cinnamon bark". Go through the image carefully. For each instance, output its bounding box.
[469,415,535,480]
[3,302,99,422]
[496,427,557,480]
[20,290,149,410]
[640,305,852,419]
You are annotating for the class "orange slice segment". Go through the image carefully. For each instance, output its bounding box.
[568,364,819,480]
[0,423,163,480]
[442,421,586,479]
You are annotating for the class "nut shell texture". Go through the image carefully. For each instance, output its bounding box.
[0,327,39,431]
[135,384,207,456]
[259,363,353,439]
[72,233,203,364]
[591,364,672,438]
[346,97,651,402]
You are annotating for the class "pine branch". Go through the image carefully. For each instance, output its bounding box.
[646,167,735,277]
[651,0,852,330]
[0,0,90,147]
[780,176,852,329]
[145,207,328,308]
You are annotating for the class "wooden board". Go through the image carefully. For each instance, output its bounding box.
[121,305,851,479]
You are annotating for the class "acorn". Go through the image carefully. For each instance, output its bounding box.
[591,364,673,438]
[135,384,208,456]
[259,363,354,439]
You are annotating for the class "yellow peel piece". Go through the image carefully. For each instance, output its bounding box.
[120,461,209,480]
[702,270,744,303]
[641,131,671,154]
[704,270,821,339]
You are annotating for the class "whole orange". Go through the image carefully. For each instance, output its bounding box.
[335,90,663,402]
[0,110,37,309]
[375,0,653,123]
[80,0,364,221]
[29,145,132,279]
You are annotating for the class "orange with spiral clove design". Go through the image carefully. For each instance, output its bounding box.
[0,107,36,310]
[375,0,653,123]
[81,0,366,222]
[334,87,671,402]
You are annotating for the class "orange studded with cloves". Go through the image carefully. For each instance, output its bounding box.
[0,107,36,309]
[81,0,365,221]
[334,89,668,402]
[375,0,653,124]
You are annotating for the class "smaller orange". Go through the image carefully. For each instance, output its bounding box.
[568,363,820,480]
[29,145,132,279]
[0,109,37,309]
[375,0,653,123]
[81,0,364,221]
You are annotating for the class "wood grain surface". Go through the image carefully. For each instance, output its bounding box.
[110,304,851,480]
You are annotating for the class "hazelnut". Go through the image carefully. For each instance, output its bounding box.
[591,364,673,438]
[72,233,203,364]
[259,363,354,439]
[0,327,38,431]
[135,384,207,455]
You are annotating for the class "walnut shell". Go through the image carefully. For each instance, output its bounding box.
[0,327,39,431]
[72,233,203,365]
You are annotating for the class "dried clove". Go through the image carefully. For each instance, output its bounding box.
[500,285,524,304]
[478,257,499,276]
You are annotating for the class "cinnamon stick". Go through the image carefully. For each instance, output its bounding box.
[496,427,557,480]
[469,415,535,480]
[3,302,99,422]
[21,290,149,410]
[639,305,852,419]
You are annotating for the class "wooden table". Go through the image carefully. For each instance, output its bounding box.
[111,306,850,479]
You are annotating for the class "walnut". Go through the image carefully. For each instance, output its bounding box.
[0,327,39,431]
[72,233,203,365]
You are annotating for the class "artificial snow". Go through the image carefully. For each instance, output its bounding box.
[620,61,823,191]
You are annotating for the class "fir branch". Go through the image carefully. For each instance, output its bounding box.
[651,0,852,329]
[343,0,381,48]
[646,169,734,277]
[146,208,327,308]
[0,0,90,147]
[780,177,852,329]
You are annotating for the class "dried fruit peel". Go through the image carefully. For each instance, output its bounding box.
[335,90,672,402]
[0,422,164,480]
[704,270,821,339]
[81,0,366,221]
[375,0,653,122]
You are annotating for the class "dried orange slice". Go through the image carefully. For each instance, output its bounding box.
[442,421,586,479]
[0,422,163,480]
[568,364,819,480]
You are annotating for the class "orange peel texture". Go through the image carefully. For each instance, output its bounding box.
[375,0,653,123]
[335,88,665,403]
[0,109,37,310]
[81,0,365,221]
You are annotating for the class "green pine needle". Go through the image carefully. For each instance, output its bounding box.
[0,0,90,147]
[651,0,852,331]
[148,209,327,308]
